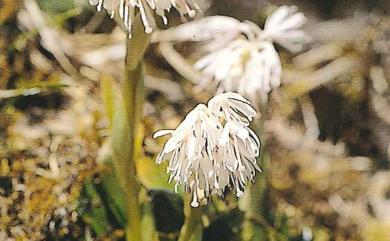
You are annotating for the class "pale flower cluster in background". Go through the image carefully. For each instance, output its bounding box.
[153,92,260,207]
[195,39,281,100]
[89,0,200,34]
[157,6,308,101]
[262,5,307,52]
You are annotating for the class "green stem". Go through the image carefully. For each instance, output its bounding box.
[123,26,151,241]
[178,195,203,241]
[242,107,271,241]
[111,15,150,241]
[248,132,269,215]
[121,62,144,241]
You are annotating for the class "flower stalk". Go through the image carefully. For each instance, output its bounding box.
[241,106,271,241]
[178,195,203,241]
[111,14,150,241]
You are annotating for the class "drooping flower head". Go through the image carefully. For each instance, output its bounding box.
[154,92,260,207]
[157,5,307,101]
[89,0,199,34]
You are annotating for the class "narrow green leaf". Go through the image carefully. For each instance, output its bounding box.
[99,163,127,226]
[100,74,118,128]
[141,200,159,241]
[79,178,111,236]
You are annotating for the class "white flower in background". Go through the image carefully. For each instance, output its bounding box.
[262,5,308,52]
[158,5,307,101]
[89,0,199,34]
[154,92,260,207]
[195,39,281,100]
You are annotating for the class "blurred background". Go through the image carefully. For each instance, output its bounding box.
[0,0,389,240]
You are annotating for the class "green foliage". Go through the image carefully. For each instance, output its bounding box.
[79,178,113,236]
[100,75,117,128]
[98,164,127,226]
[141,200,159,241]
[84,45,183,239]
[136,156,176,190]
[79,165,186,238]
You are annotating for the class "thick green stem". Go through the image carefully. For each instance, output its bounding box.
[178,195,203,241]
[111,15,150,241]
[121,61,144,241]
[123,26,150,241]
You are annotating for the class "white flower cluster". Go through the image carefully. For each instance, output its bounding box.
[197,6,306,101]
[195,39,281,99]
[160,5,307,101]
[89,0,199,34]
[153,92,260,207]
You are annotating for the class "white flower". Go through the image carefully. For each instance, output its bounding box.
[262,5,308,52]
[89,0,199,34]
[189,6,306,100]
[154,92,260,207]
[195,38,282,101]
[157,5,307,101]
